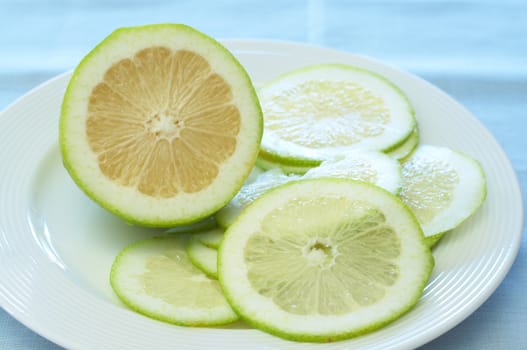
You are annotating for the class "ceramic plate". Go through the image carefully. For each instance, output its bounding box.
[0,40,523,349]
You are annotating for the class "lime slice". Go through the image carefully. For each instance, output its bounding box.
[218,178,433,342]
[386,127,419,161]
[60,24,262,227]
[303,151,402,194]
[187,236,218,278]
[399,145,487,237]
[258,64,416,164]
[215,169,300,227]
[424,232,447,248]
[194,228,224,249]
[164,216,217,234]
[110,236,237,326]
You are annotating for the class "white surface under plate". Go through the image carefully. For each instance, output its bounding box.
[0,40,523,350]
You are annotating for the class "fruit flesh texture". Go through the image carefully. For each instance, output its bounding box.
[87,47,241,198]
[244,196,401,315]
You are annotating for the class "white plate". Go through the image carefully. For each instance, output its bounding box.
[0,40,523,350]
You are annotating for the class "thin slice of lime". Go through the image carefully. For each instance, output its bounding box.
[218,178,433,342]
[187,236,218,278]
[194,228,224,249]
[258,64,416,164]
[303,151,402,194]
[386,127,419,161]
[399,145,486,238]
[215,169,300,228]
[110,236,237,326]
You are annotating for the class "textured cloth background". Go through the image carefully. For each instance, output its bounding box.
[1,0,526,349]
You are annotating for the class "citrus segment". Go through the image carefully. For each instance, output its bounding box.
[218,179,433,342]
[60,24,262,226]
[110,236,238,326]
[399,145,486,237]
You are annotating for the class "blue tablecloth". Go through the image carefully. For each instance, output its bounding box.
[1,0,525,349]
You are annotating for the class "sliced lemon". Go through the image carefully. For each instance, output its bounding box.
[218,178,433,342]
[399,145,487,238]
[60,24,262,227]
[258,64,415,164]
[110,236,238,326]
[187,236,218,278]
[303,151,402,194]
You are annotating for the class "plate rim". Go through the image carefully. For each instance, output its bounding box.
[0,38,524,350]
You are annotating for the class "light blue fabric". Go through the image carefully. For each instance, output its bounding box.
[1,0,526,349]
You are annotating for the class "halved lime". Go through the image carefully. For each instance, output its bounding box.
[258,64,416,164]
[399,145,487,238]
[219,178,433,342]
[60,24,263,227]
[110,236,237,326]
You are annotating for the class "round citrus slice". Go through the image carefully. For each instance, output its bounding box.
[60,24,263,227]
[218,178,433,342]
[187,236,219,278]
[399,145,487,238]
[303,151,402,194]
[215,169,299,228]
[110,236,238,326]
[258,64,416,164]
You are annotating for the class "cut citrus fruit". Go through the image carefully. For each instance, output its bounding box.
[303,151,402,194]
[218,178,433,342]
[60,24,263,227]
[110,236,238,326]
[258,64,416,164]
[215,169,299,227]
[194,228,224,249]
[187,236,218,278]
[386,127,419,161]
[399,145,486,238]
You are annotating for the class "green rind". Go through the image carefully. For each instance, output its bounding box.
[424,231,447,248]
[256,154,314,175]
[110,236,238,326]
[186,237,219,278]
[387,127,420,161]
[192,228,224,249]
[218,178,434,342]
[258,63,416,164]
[164,216,218,234]
[60,23,263,227]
